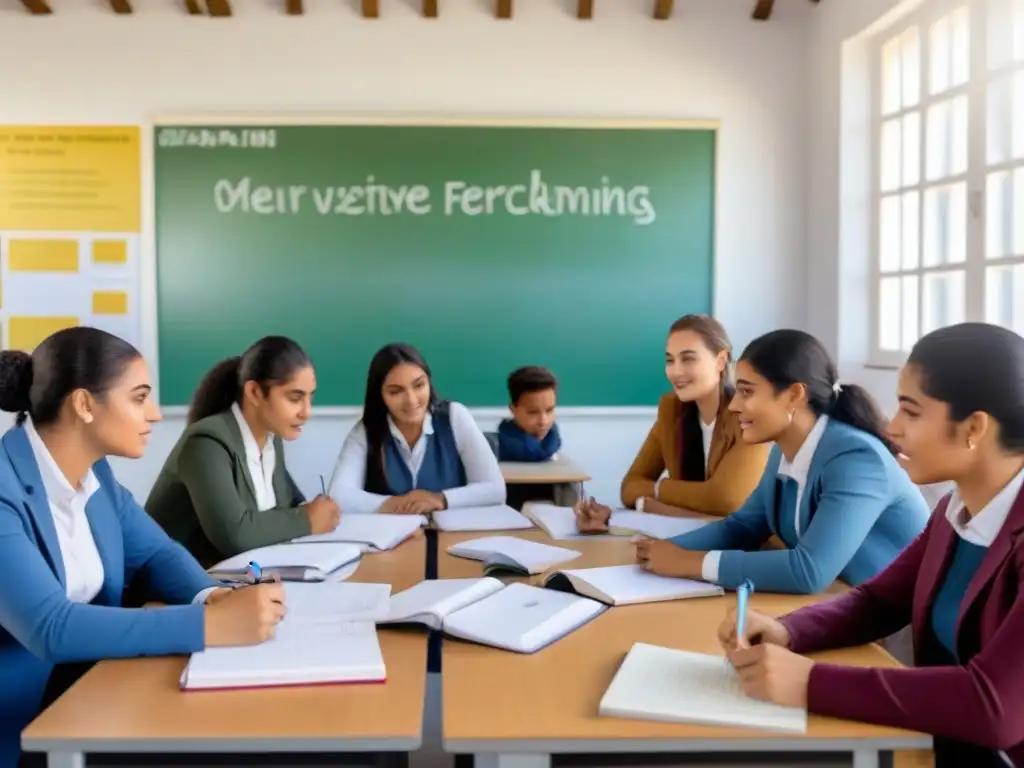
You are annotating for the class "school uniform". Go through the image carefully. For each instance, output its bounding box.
[671,417,930,593]
[0,421,216,768]
[778,469,1024,766]
[329,400,506,513]
[496,420,562,462]
[620,390,770,515]
[145,404,309,568]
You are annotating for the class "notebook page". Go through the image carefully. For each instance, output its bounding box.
[610,512,710,540]
[283,582,391,622]
[599,642,807,733]
[211,542,363,574]
[523,505,581,539]
[432,505,533,531]
[448,536,581,573]
[291,515,426,549]
[383,578,504,624]
[559,565,722,605]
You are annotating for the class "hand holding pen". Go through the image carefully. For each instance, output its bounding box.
[717,581,791,652]
[204,561,287,647]
[304,474,340,534]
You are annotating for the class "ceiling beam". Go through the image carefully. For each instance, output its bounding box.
[653,0,673,20]
[752,0,774,19]
[423,0,438,17]
[496,0,511,19]
[362,0,379,17]
[286,0,303,13]
[110,0,133,12]
[577,0,593,19]
[205,0,231,16]
[184,0,203,13]
[20,0,52,13]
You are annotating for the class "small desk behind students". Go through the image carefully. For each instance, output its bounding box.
[437,531,931,768]
[499,454,590,510]
[21,535,430,768]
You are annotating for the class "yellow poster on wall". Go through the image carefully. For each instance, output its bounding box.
[0,126,140,232]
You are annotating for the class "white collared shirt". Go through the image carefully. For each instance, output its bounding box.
[945,467,1024,547]
[328,401,506,514]
[700,418,716,474]
[700,416,830,583]
[231,403,277,511]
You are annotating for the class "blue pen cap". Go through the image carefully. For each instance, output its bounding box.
[739,579,755,594]
[247,560,262,581]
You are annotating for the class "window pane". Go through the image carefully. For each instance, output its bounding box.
[985,264,1024,334]
[880,196,901,272]
[926,96,968,180]
[901,27,921,108]
[923,183,967,266]
[922,270,966,333]
[988,75,1014,164]
[879,277,902,351]
[882,37,902,115]
[902,112,921,185]
[901,275,920,351]
[987,171,1014,258]
[881,119,902,191]
[988,0,1024,70]
[902,191,921,269]
[930,7,970,95]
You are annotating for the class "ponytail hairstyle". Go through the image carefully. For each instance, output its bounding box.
[187,336,311,425]
[0,327,141,428]
[362,342,437,495]
[740,329,897,455]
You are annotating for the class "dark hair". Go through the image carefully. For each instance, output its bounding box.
[508,366,558,405]
[0,326,141,428]
[187,336,311,425]
[907,322,1024,453]
[740,329,896,455]
[363,343,437,494]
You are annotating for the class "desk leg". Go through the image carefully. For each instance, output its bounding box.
[46,752,84,768]
[852,749,882,768]
[475,754,549,768]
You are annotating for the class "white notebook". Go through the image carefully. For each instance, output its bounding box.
[282,581,392,621]
[543,564,723,605]
[599,642,808,733]
[381,577,606,653]
[431,505,534,532]
[208,542,363,582]
[291,515,424,551]
[525,504,709,541]
[447,535,582,576]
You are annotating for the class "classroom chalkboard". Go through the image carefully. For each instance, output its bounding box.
[153,120,716,407]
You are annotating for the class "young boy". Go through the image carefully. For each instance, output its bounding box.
[497,365,562,462]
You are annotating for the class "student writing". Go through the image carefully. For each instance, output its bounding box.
[576,315,770,528]
[720,323,1024,767]
[497,366,561,462]
[0,328,284,768]
[146,337,339,567]
[631,329,928,594]
[329,343,505,514]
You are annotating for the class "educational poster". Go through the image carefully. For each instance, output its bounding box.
[0,126,141,352]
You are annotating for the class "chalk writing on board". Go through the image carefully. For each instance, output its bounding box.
[211,171,656,226]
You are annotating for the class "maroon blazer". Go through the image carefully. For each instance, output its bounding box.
[778,489,1024,763]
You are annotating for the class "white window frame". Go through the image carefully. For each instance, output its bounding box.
[868,0,1024,366]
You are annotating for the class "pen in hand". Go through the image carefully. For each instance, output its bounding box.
[320,474,327,497]
[735,579,754,648]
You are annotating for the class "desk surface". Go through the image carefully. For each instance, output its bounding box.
[500,454,590,484]
[22,534,429,755]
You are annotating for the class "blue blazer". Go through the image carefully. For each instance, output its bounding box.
[670,419,930,594]
[0,425,216,768]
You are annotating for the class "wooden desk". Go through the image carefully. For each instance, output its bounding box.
[22,535,429,768]
[499,455,590,485]
[439,532,927,768]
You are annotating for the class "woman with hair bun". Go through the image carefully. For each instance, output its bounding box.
[0,327,285,768]
[146,336,338,567]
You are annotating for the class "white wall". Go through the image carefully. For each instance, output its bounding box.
[0,0,811,503]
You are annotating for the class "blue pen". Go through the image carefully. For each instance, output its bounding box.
[245,560,262,586]
[735,579,755,645]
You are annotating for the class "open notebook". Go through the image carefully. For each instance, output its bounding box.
[431,505,534,532]
[180,582,391,690]
[208,541,363,582]
[599,642,808,733]
[543,564,723,605]
[292,514,424,551]
[525,504,710,541]
[381,577,606,653]
[447,535,582,576]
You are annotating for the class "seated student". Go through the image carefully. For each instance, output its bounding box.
[329,342,505,514]
[718,323,1024,768]
[146,337,339,567]
[0,327,284,768]
[576,315,770,526]
[604,328,930,594]
[497,365,561,462]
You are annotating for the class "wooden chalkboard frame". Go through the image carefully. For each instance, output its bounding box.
[145,114,719,416]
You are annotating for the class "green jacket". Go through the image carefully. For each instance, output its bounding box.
[145,410,311,568]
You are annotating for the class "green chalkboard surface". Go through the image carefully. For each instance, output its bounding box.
[153,120,715,406]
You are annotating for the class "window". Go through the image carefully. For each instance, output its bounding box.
[870,0,1024,364]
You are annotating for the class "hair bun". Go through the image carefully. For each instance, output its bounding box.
[0,350,33,414]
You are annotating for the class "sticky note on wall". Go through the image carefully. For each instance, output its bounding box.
[9,316,78,352]
[92,290,128,315]
[8,239,79,272]
[92,240,128,265]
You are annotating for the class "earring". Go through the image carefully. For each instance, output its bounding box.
[82,413,93,425]
[967,438,975,450]
[787,409,794,424]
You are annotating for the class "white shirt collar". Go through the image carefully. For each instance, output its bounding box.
[231,402,272,456]
[778,415,829,486]
[23,417,100,506]
[945,467,1024,547]
[388,411,434,450]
